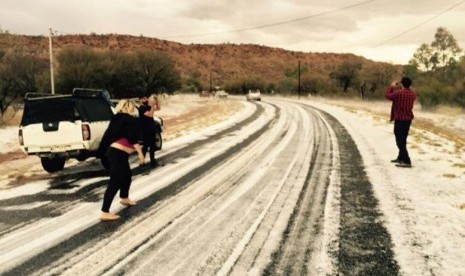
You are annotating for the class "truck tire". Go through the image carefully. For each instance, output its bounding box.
[155,132,163,150]
[41,157,66,173]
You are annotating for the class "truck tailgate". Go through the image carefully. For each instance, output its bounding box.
[21,121,85,153]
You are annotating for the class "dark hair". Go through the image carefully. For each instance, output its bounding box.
[400,77,412,89]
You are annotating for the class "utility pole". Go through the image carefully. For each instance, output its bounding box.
[209,70,212,92]
[298,60,301,100]
[49,28,55,94]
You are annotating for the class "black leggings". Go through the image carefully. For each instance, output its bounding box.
[101,147,132,212]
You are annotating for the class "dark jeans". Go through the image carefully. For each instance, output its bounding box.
[101,147,131,212]
[394,120,412,164]
[142,131,156,164]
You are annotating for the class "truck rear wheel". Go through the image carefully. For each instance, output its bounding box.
[41,157,66,173]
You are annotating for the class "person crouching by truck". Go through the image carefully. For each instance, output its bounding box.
[138,94,161,167]
[99,99,145,221]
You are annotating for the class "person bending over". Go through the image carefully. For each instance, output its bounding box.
[100,99,145,221]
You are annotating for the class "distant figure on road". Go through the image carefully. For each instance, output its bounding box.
[99,99,145,221]
[385,77,417,168]
[138,94,161,167]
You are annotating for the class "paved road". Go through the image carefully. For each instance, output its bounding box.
[0,98,399,275]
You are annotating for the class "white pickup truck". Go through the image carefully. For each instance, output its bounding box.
[18,89,115,172]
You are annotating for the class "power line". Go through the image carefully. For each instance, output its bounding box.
[161,0,380,39]
[377,0,465,46]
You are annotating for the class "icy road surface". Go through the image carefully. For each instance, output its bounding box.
[1,98,399,275]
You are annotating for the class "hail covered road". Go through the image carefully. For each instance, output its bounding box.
[0,98,398,275]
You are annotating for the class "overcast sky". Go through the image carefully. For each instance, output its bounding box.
[1,0,464,64]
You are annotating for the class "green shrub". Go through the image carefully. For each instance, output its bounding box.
[418,87,441,109]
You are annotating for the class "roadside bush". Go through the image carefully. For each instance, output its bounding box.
[417,81,443,109]
[277,78,295,94]
[451,82,465,108]
[181,70,203,93]
[224,78,266,94]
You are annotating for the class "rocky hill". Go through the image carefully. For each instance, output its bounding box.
[1,33,385,87]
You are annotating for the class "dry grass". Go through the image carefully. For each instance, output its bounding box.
[328,98,465,154]
[413,119,465,152]
[432,105,464,116]
[0,106,22,127]
[453,163,465,168]
[442,173,457,178]
[162,98,243,141]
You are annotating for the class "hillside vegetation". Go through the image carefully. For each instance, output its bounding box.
[2,27,463,119]
[0,33,394,96]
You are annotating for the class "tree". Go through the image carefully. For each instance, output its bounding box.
[301,76,324,96]
[183,70,203,93]
[133,50,181,95]
[284,64,308,79]
[0,53,19,115]
[56,47,181,98]
[329,60,362,92]
[408,27,464,108]
[363,63,397,96]
[411,43,434,72]
[0,48,47,116]
[430,27,462,70]
[100,50,138,97]
[224,77,266,94]
[402,63,420,80]
[56,46,105,92]
[410,27,462,75]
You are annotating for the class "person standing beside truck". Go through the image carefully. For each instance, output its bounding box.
[385,77,417,168]
[138,94,161,167]
[99,99,145,221]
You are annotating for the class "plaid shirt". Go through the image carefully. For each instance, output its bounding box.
[385,86,416,121]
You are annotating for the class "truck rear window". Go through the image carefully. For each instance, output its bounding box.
[74,98,113,122]
[21,98,79,126]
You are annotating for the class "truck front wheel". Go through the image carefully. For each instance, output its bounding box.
[41,157,66,173]
[155,132,163,150]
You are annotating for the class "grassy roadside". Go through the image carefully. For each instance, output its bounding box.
[0,106,22,127]
[323,98,465,151]
[161,97,243,141]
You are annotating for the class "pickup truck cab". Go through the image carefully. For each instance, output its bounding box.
[18,89,114,172]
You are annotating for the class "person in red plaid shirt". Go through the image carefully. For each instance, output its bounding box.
[385,77,417,168]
